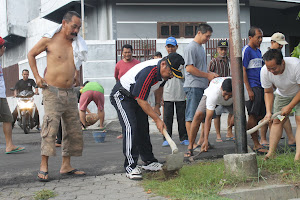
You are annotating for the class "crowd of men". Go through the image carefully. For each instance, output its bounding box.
[0,10,299,182]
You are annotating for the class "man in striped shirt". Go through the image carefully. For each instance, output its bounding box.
[208,40,231,77]
[110,53,184,180]
[208,40,234,142]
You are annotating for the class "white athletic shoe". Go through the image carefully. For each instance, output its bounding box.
[142,162,163,171]
[126,167,142,180]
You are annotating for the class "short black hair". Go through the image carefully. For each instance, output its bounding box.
[221,78,232,93]
[122,44,133,52]
[248,26,262,37]
[63,11,81,22]
[154,51,162,58]
[263,49,283,65]
[196,23,213,34]
[83,81,89,87]
[22,69,29,73]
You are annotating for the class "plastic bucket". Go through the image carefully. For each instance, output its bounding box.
[93,131,106,143]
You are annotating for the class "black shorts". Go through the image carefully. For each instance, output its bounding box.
[245,87,266,117]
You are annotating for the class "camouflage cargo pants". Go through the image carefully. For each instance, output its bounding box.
[41,86,83,157]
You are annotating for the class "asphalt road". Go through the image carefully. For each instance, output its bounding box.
[0,116,295,187]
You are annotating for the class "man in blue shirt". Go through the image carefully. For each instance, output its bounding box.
[242,27,268,154]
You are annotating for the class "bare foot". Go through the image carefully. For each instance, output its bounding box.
[55,143,62,147]
[294,153,300,161]
[264,152,276,160]
[196,140,203,146]
[263,156,269,161]
[216,138,223,142]
[288,140,296,145]
[193,143,201,149]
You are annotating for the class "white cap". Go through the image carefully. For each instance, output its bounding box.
[271,32,288,45]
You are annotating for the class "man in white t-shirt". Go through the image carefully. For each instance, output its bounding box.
[187,77,249,154]
[261,49,300,161]
[0,37,25,154]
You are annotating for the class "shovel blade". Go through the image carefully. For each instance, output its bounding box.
[165,152,184,171]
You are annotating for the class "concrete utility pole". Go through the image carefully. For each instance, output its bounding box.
[81,0,85,39]
[227,0,247,153]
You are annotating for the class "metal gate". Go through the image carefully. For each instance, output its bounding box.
[206,38,248,61]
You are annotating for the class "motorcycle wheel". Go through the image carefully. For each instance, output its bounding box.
[22,116,30,134]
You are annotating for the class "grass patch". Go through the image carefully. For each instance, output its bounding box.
[142,149,300,200]
[143,160,235,200]
[257,147,300,184]
[33,189,57,200]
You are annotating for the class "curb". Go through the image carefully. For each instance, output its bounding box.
[220,184,300,200]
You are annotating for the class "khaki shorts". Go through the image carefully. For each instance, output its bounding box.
[274,93,300,116]
[196,95,233,114]
[0,98,13,122]
[41,86,83,157]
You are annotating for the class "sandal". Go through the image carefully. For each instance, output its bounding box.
[184,149,194,158]
[261,143,269,148]
[37,171,49,182]
[193,145,201,151]
[60,169,86,176]
[253,147,268,155]
[226,137,235,141]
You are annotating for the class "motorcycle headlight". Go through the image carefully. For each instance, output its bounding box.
[18,101,34,109]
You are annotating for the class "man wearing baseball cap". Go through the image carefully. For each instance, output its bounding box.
[162,37,189,147]
[110,52,184,180]
[271,32,288,50]
[0,37,25,154]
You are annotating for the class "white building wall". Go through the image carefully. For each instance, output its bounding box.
[40,0,74,18]
[83,40,117,120]
[26,18,58,53]
[0,0,8,37]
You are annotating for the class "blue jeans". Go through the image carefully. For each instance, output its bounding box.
[184,87,204,122]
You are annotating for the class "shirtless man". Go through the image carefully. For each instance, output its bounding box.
[28,11,86,182]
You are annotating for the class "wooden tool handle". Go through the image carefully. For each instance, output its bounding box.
[247,111,281,135]
[162,128,179,154]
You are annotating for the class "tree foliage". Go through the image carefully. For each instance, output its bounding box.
[291,42,300,58]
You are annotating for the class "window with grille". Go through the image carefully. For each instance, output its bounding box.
[157,22,205,38]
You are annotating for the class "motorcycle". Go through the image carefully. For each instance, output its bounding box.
[13,90,38,134]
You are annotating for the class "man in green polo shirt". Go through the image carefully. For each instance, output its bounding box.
[79,81,105,129]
